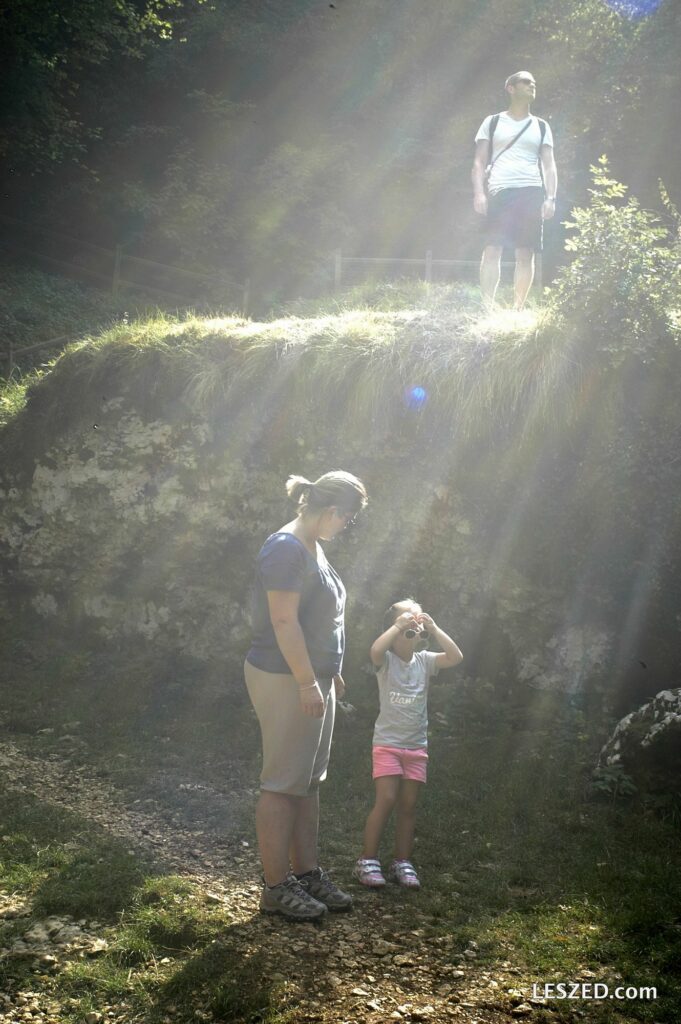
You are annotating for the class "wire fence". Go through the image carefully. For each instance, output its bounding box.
[2,214,545,379]
[2,334,72,379]
[0,213,251,309]
[332,249,543,291]
[1,214,253,377]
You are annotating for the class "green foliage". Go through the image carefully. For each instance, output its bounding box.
[0,262,149,373]
[591,763,638,799]
[0,261,176,433]
[0,0,181,171]
[550,157,681,362]
[0,371,43,428]
[3,0,681,296]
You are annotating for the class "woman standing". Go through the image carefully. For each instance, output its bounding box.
[245,470,368,920]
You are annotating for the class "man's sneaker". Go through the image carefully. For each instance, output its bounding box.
[296,866,353,911]
[260,873,328,920]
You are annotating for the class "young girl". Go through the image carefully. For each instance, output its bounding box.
[354,599,463,889]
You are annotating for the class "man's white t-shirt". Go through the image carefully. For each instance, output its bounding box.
[475,112,554,195]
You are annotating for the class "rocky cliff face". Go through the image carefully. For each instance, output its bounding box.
[2,402,253,669]
[3,307,677,708]
[1,406,614,696]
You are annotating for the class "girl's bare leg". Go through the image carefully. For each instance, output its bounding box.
[362,776,400,858]
[394,779,422,861]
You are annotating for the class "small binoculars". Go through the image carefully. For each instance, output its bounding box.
[405,628,430,639]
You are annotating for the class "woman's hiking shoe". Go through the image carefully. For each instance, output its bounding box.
[296,867,353,911]
[388,859,421,889]
[353,857,387,888]
[260,873,328,920]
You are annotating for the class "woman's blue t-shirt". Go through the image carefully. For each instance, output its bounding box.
[246,532,346,677]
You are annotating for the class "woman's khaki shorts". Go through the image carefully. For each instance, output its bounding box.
[244,660,336,797]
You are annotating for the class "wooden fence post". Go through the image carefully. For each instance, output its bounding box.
[334,249,342,292]
[425,250,433,284]
[242,278,251,317]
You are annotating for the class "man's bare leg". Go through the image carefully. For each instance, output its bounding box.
[480,245,503,308]
[513,247,535,310]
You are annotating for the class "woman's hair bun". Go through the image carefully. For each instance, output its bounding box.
[286,469,367,515]
[286,475,313,504]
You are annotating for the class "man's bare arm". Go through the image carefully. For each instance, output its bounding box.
[541,144,557,220]
[472,139,489,215]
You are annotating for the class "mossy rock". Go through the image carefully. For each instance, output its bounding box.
[599,689,681,794]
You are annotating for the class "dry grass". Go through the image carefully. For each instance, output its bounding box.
[0,285,586,460]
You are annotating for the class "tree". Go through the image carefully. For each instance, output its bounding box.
[0,0,180,173]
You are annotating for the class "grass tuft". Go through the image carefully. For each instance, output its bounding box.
[1,285,585,467]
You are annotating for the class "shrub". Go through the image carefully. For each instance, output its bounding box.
[548,156,681,364]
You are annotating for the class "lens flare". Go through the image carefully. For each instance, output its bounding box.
[405,385,428,410]
[602,0,663,18]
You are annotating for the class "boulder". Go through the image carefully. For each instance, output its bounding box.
[598,688,681,794]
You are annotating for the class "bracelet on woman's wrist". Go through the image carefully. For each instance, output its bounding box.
[299,682,319,691]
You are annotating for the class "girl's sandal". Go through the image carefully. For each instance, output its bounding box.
[389,859,421,889]
[353,857,386,888]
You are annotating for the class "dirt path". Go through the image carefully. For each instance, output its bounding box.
[0,735,535,1024]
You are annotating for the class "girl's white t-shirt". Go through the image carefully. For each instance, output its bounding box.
[475,112,554,194]
[373,649,440,749]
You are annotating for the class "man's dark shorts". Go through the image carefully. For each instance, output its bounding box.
[483,186,544,252]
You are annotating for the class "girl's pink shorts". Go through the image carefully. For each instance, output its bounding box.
[372,745,428,783]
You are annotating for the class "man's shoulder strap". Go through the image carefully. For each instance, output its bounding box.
[535,118,548,189]
[486,113,546,168]
[487,113,501,162]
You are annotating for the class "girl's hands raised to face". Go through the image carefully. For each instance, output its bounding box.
[417,612,437,632]
[394,611,420,633]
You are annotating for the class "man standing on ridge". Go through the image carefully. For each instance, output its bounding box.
[472,71,557,310]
